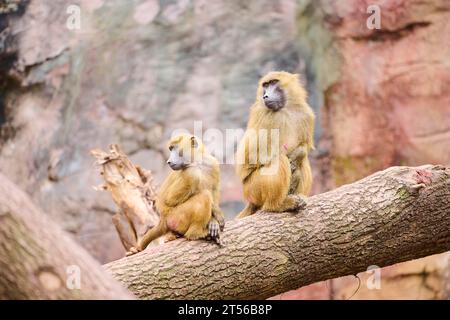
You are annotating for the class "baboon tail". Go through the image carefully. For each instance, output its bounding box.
[297,157,312,196]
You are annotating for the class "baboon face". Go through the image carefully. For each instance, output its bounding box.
[262,79,285,111]
[166,135,200,170]
[167,145,186,170]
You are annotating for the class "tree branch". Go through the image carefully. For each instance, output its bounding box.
[0,173,134,299]
[105,165,450,299]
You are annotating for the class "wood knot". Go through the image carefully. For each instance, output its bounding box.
[36,267,62,292]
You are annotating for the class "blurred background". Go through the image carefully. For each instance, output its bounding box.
[0,0,449,299]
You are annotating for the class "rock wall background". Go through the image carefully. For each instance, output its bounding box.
[0,0,448,299]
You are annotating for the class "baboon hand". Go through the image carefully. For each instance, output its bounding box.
[207,218,221,238]
[292,194,307,211]
[206,218,224,246]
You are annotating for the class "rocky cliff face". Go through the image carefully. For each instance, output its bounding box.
[0,0,448,298]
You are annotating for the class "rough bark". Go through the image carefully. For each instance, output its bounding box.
[105,165,450,300]
[0,172,134,300]
[91,144,162,251]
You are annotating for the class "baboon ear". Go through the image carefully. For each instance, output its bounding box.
[191,136,198,148]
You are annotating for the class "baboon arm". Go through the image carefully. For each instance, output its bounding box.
[237,164,260,183]
[164,180,199,207]
[164,192,191,207]
[287,144,308,163]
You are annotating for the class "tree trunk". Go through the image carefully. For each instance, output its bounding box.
[0,173,134,300]
[105,165,450,299]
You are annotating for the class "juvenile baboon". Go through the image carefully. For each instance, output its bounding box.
[127,134,224,255]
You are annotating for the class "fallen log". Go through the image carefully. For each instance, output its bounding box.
[0,172,134,299]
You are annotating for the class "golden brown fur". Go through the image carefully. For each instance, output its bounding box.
[128,134,224,254]
[235,71,315,218]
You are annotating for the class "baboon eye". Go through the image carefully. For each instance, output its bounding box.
[191,137,198,148]
[263,79,279,88]
[169,145,174,151]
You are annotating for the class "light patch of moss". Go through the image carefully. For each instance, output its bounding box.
[395,186,410,200]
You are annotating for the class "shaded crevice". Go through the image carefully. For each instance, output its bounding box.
[0,0,30,147]
[0,92,5,126]
[350,21,431,42]
[0,72,21,147]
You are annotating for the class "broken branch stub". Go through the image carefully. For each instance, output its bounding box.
[90,144,163,251]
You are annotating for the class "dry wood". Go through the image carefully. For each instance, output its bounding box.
[91,144,163,251]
